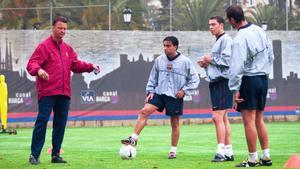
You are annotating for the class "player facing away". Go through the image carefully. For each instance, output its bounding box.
[121,36,200,159]
[197,16,234,162]
[226,5,274,167]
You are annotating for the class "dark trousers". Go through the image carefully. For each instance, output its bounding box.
[31,95,70,158]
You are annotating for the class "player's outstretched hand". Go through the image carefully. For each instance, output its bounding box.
[93,64,100,75]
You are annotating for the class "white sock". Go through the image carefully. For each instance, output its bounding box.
[130,133,138,140]
[170,146,177,153]
[248,152,258,162]
[216,144,225,156]
[262,148,270,159]
[225,144,233,156]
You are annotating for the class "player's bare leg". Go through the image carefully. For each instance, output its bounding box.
[211,110,226,162]
[212,110,226,145]
[133,103,157,135]
[239,109,260,165]
[121,103,157,146]
[224,111,234,161]
[256,110,272,166]
[224,112,231,145]
[241,110,257,153]
[168,115,180,159]
[255,110,269,150]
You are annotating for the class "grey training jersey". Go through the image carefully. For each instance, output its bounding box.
[205,33,232,82]
[146,53,200,98]
[229,23,274,91]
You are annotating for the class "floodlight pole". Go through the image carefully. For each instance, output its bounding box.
[109,0,111,31]
[286,0,289,31]
[169,0,172,31]
[50,1,53,28]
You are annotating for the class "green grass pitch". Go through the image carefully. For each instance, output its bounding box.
[0,122,299,169]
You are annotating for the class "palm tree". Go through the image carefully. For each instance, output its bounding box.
[246,4,300,30]
[173,0,226,31]
[247,4,287,30]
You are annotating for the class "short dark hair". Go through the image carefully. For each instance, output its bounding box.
[52,16,68,26]
[210,16,225,24]
[163,36,179,49]
[225,5,245,23]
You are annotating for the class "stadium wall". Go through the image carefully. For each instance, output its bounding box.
[0,30,299,128]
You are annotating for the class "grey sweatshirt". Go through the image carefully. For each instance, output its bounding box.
[229,23,274,92]
[146,53,200,98]
[205,33,232,82]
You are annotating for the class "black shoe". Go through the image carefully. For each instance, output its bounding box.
[121,136,137,146]
[235,159,259,167]
[51,155,67,163]
[211,153,225,162]
[225,155,234,161]
[29,154,40,165]
[168,152,176,159]
[259,157,272,166]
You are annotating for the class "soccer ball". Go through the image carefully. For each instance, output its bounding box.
[119,145,136,160]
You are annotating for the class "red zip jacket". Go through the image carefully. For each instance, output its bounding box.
[27,36,94,100]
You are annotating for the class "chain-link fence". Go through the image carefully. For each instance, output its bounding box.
[0,0,299,31]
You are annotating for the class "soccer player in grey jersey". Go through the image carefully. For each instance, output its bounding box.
[121,36,200,159]
[198,16,234,163]
[226,5,274,167]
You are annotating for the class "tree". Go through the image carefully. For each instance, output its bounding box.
[110,0,148,30]
[246,4,286,30]
[247,3,300,30]
[0,0,149,30]
[0,0,39,29]
[173,0,226,31]
[0,0,64,30]
[80,7,105,30]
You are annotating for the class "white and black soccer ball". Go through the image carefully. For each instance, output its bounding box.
[119,145,136,160]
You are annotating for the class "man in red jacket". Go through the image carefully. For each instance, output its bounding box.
[26,16,100,165]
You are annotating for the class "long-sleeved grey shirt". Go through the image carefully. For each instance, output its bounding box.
[205,33,232,82]
[229,23,274,92]
[146,53,200,98]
